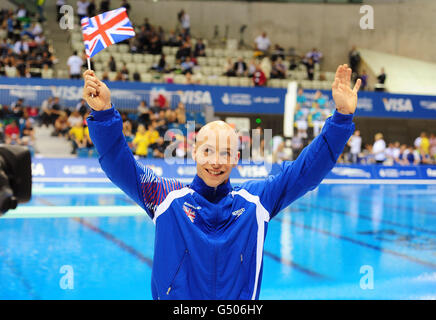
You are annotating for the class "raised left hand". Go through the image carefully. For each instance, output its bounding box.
[332,64,361,114]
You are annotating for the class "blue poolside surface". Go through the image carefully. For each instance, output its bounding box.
[1,182,435,299]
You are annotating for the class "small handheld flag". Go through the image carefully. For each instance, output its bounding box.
[81,7,135,62]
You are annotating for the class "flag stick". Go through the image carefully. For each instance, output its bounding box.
[87,57,94,98]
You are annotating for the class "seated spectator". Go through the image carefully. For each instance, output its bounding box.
[310,102,324,137]
[152,54,167,73]
[176,42,191,61]
[69,121,87,154]
[302,57,315,81]
[270,57,286,79]
[184,71,199,84]
[148,34,162,55]
[233,57,247,77]
[132,124,150,157]
[224,57,235,77]
[194,38,206,57]
[252,64,267,87]
[137,100,151,126]
[75,99,88,116]
[123,120,134,151]
[271,44,285,62]
[150,137,167,158]
[166,29,179,47]
[4,120,21,145]
[20,118,35,153]
[294,104,308,139]
[53,111,69,137]
[120,63,129,80]
[305,48,323,65]
[181,56,194,74]
[50,97,63,125]
[419,146,433,164]
[68,110,83,128]
[296,88,308,107]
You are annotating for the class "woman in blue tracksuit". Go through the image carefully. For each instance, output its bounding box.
[82,65,361,300]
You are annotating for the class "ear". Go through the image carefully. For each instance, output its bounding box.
[191,144,197,162]
[231,151,240,167]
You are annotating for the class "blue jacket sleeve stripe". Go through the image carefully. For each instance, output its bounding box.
[87,105,184,219]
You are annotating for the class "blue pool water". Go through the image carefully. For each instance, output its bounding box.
[1,182,435,299]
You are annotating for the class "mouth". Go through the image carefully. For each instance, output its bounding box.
[205,168,225,177]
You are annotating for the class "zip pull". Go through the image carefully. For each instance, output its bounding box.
[241,254,243,263]
[166,287,172,295]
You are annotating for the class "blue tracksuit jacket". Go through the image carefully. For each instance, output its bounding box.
[87,106,355,300]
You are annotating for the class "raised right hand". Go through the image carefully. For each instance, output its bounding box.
[83,70,111,111]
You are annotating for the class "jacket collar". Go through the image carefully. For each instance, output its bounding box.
[190,175,232,203]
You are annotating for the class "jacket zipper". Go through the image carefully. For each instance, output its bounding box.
[166,249,188,295]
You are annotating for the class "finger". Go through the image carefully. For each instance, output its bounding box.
[85,86,99,97]
[334,64,342,78]
[85,81,99,91]
[353,78,362,93]
[83,69,95,78]
[85,76,100,87]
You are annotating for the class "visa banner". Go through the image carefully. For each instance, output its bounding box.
[31,158,436,183]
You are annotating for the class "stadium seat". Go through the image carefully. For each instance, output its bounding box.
[239,77,252,87]
[108,72,117,81]
[166,55,175,65]
[141,73,152,83]
[126,62,137,74]
[170,47,178,55]
[228,77,240,87]
[217,76,229,86]
[201,66,213,76]
[269,79,281,88]
[122,53,133,63]
[136,64,149,73]
[207,57,218,66]
[133,54,144,63]
[212,66,223,75]
[152,55,161,63]
[197,56,207,65]
[118,44,129,53]
[204,77,217,86]
[174,74,186,84]
[144,55,154,64]
[99,51,110,62]
[41,69,54,79]
[163,46,171,55]
[112,52,123,62]
[94,62,104,71]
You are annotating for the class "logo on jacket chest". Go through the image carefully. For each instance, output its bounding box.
[182,202,201,223]
[232,208,245,219]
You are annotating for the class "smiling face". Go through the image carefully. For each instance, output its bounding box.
[193,121,240,188]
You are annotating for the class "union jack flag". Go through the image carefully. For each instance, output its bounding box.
[81,7,135,58]
[183,204,196,223]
